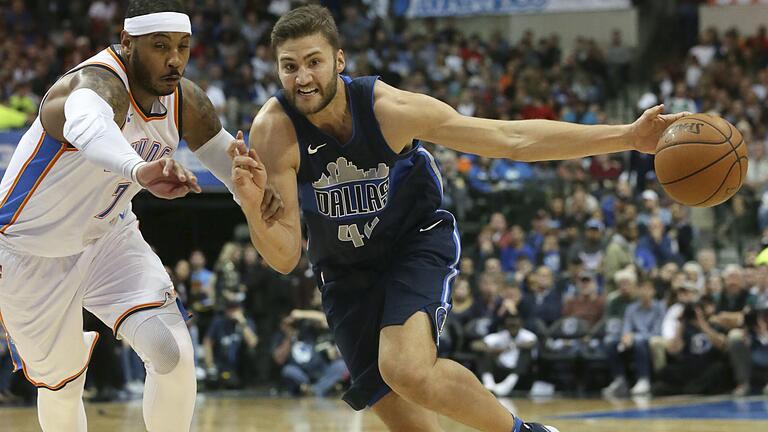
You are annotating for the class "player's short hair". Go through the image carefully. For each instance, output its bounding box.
[271,5,340,52]
[125,0,186,18]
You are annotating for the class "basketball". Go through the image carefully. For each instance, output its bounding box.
[654,114,748,207]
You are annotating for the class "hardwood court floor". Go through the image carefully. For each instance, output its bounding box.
[1,394,767,431]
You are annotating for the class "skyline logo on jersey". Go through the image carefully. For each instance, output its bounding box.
[312,157,390,219]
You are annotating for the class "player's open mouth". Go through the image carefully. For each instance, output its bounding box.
[297,88,318,96]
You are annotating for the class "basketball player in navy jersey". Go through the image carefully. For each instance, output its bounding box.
[231,5,688,432]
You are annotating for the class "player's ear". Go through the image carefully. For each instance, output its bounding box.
[121,31,133,55]
[335,49,345,73]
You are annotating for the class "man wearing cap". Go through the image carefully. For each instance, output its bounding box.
[562,272,605,327]
[0,1,280,430]
[637,188,671,229]
[567,218,605,275]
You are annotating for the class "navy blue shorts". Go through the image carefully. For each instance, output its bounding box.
[316,212,460,410]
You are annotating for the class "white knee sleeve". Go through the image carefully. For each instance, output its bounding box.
[120,303,196,431]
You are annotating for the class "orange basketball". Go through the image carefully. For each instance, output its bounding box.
[654,114,748,207]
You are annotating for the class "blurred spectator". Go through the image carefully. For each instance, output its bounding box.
[652,296,731,396]
[204,300,259,388]
[652,281,701,371]
[637,189,671,229]
[473,314,537,397]
[637,216,681,270]
[451,276,483,328]
[689,28,718,68]
[605,29,632,97]
[669,204,696,262]
[731,304,768,395]
[602,279,665,397]
[748,264,768,308]
[562,272,605,327]
[604,220,639,293]
[716,265,749,314]
[271,304,347,397]
[190,250,217,338]
[567,218,605,275]
[500,225,536,272]
[519,266,563,334]
[215,242,245,304]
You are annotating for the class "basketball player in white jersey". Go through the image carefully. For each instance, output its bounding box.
[0,1,280,431]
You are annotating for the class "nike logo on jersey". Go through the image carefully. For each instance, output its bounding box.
[420,220,443,232]
[307,143,327,154]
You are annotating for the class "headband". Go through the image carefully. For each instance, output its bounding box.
[124,12,191,36]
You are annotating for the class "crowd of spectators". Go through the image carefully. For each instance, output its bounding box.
[1,0,768,404]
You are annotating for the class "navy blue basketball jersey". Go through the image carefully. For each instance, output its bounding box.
[275,75,451,269]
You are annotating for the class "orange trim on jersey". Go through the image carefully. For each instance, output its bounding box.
[0,131,45,211]
[0,140,67,234]
[21,333,100,391]
[105,47,128,73]
[82,60,122,77]
[174,87,180,130]
[0,310,20,371]
[106,47,169,122]
[128,94,169,122]
[112,301,166,335]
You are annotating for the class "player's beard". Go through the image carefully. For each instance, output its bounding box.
[130,48,176,97]
[289,63,338,116]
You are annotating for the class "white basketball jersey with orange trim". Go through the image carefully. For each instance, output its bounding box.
[0,45,182,257]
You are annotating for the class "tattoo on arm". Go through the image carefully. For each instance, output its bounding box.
[72,66,129,127]
[181,77,222,151]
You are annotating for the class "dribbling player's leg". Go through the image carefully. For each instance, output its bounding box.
[37,373,87,431]
[378,312,515,432]
[118,302,196,432]
[371,391,444,432]
[83,218,195,431]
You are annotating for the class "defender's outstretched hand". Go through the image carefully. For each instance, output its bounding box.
[136,158,201,199]
[230,130,268,209]
[628,104,693,154]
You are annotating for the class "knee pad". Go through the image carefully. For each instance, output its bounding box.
[121,305,194,375]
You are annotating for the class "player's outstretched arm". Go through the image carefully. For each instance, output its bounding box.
[373,81,690,161]
[232,99,302,275]
[182,78,284,218]
[39,67,199,197]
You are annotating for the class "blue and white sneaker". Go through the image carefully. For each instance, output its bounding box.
[513,417,561,432]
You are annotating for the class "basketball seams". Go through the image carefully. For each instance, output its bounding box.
[693,158,740,207]
[727,123,745,188]
[658,139,727,147]
[658,137,744,185]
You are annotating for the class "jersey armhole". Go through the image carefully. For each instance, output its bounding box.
[39,63,128,129]
[176,84,183,140]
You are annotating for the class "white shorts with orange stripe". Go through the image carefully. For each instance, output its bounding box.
[0,213,173,390]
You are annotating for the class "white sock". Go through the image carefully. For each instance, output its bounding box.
[37,372,87,432]
[482,372,497,390]
[494,373,519,396]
